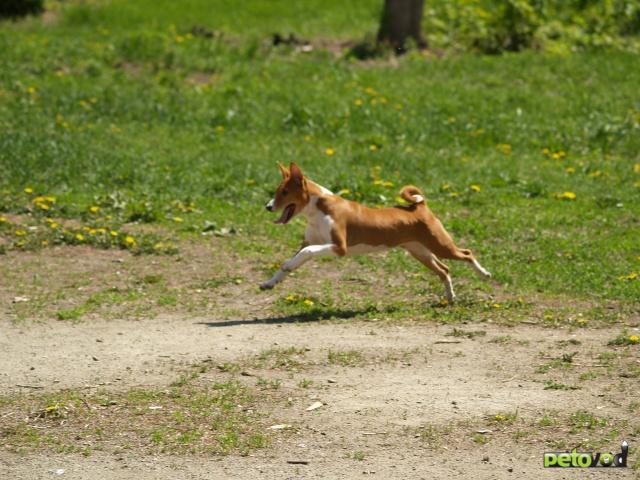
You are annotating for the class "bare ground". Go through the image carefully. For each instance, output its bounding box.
[1,245,639,479]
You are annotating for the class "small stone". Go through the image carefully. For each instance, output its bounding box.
[306,401,323,411]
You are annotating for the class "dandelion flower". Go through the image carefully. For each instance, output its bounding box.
[24,187,33,194]
[369,144,378,152]
[285,294,296,302]
[39,203,50,210]
[558,191,576,200]
[470,184,481,192]
[27,86,36,95]
[15,229,26,236]
[75,233,84,241]
[629,335,639,344]
[303,299,314,307]
[496,143,512,155]
[125,235,135,246]
[110,230,118,237]
[634,164,640,174]
[441,183,450,191]
[0,216,6,223]
[214,125,225,133]
[41,240,48,247]
[173,217,183,223]
[89,206,100,214]
[325,148,335,156]
[354,99,363,106]
[50,222,58,230]
[565,167,575,174]
[382,181,394,187]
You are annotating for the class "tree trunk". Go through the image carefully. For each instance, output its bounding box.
[377,0,427,53]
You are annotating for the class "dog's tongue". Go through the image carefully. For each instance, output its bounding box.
[274,205,295,224]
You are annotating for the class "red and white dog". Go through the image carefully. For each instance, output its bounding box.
[261,162,491,302]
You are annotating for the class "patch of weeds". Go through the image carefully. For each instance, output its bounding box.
[556,339,581,347]
[489,335,513,344]
[298,378,313,389]
[492,410,518,426]
[544,380,580,391]
[579,371,599,381]
[539,415,556,427]
[446,328,486,339]
[327,349,364,367]
[255,346,307,370]
[256,377,282,390]
[346,450,366,461]
[472,432,488,444]
[569,410,607,433]
[607,330,639,347]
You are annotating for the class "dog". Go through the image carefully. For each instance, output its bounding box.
[260,162,491,302]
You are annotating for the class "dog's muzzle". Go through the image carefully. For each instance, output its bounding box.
[265,199,275,211]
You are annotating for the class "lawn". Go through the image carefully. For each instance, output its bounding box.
[1,0,639,308]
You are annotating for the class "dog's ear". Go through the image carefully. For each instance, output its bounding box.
[289,162,303,184]
[277,163,289,179]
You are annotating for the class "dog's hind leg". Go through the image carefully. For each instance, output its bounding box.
[405,244,455,303]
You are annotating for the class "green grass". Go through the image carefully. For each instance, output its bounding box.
[0,0,638,311]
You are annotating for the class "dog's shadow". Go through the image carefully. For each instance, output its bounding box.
[195,306,379,328]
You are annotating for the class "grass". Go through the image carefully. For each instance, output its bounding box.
[0,377,274,455]
[0,2,639,314]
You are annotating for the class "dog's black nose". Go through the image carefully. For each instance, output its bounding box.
[265,203,273,212]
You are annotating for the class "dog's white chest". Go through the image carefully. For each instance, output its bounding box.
[303,197,334,245]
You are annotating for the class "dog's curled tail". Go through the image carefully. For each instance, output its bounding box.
[400,185,426,205]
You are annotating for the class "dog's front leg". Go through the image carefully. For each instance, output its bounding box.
[259,243,337,290]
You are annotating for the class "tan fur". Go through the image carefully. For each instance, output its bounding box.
[263,162,491,301]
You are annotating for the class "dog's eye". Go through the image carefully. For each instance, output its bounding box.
[282,189,288,196]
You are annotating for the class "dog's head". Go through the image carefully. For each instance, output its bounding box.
[265,162,309,224]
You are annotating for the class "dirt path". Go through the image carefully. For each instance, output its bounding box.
[2,314,638,479]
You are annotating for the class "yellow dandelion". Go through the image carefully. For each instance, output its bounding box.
[45,196,56,203]
[50,222,58,230]
[27,86,36,95]
[24,187,33,194]
[97,228,106,234]
[110,230,118,237]
[634,164,640,174]
[0,216,6,223]
[588,170,602,178]
[373,179,383,186]
[558,191,576,200]
[494,414,505,421]
[88,228,97,235]
[325,148,335,156]
[496,143,512,155]
[369,144,378,152]
[303,299,314,307]
[364,87,377,95]
[441,183,450,191]
[542,148,550,156]
[173,216,183,222]
[75,233,84,241]
[41,240,48,247]
[39,203,50,210]
[15,229,26,236]
[82,226,91,232]
[175,35,184,43]
[33,196,45,203]
[449,192,459,198]
[354,99,363,106]
[470,184,481,192]
[629,335,639,344]
[492,303,501,309]
[215,125,225,133]
[382,181,394,187]
[153,242,165,250]
[551,151,567,160]
[125,235,136,246]
[285,294,296,302]
[89,206,100,214]
[565,167,575,174]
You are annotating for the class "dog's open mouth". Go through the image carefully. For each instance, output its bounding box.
[274,203,296,224]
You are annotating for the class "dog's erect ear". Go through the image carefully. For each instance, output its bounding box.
[289,162,303,184]
[277,163,289,179]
